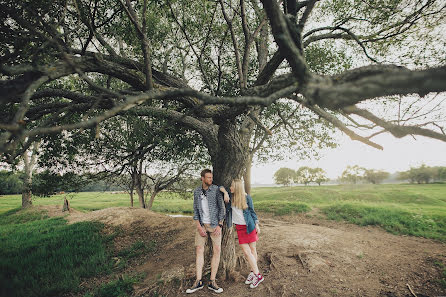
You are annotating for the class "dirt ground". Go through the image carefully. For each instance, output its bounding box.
[42,206,446,297]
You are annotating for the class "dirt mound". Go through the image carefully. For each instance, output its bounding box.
[41,206,446,297]
[66,207,169,227]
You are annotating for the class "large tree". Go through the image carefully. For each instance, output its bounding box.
[1,0,446,277]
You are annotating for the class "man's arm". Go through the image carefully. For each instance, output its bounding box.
[193,189,206,237]
[220,186,230,203]
[193,189,200,221]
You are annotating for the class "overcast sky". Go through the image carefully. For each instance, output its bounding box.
[251,133,446,184]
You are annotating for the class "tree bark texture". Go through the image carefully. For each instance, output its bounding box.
[21,143,39,208]
[147,190,158,210]
[243,155,253,195]
[129,190,134,207]
[211,121,249,187]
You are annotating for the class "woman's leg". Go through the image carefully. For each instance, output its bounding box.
[249,241,257,262]
[240,243,259,275]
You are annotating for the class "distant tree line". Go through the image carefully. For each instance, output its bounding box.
[339,164,446,184]
[338,165,390,184]
[273,164,446,186]
[398,165,446,184]
[0,170,120,196]
[274,167,329,186]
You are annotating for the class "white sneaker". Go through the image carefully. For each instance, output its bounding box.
[186,280,203,293]
[245,271,255,284]
[250,273,264,288]
[208,280,223,293]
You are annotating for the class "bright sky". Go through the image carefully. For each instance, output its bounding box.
[251,132,446,183]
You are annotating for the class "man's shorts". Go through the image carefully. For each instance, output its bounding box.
[195,224,222,247]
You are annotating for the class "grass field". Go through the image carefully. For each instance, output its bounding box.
[1,184,445,241]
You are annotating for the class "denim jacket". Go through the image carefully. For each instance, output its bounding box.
[225,192,259,234]
[193,184,225,228]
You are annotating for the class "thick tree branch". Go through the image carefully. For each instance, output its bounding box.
[305,65,446,109]
[261,0,309,83]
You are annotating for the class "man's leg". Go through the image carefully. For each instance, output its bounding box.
[196,245,205,281]
[186,231,206,293]
[210,241,221,280]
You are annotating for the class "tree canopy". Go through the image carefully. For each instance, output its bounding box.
[1,0,445,182]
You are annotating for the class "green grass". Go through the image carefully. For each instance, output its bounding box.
[117,240,156,259]
[434,261,446,288]
[322,203,446,240]
[84,275,142,297]
[0,208,114,297]
[255,200,311,215]
[1,184,446,241]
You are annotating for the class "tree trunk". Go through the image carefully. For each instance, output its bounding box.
[129,174,135,207]
[129,190,134,207]
[147,190,159,210]
[219,223,237,279]
[22,161,32,208]
[134,172,146,208]
[212,121,248,186]
[21,142,39,208]
[22,183,32,208]
[243,155,253,195]
[135,181,146,208]
[207,121,249,279]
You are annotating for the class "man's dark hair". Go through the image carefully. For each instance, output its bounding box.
[201,169,212,177]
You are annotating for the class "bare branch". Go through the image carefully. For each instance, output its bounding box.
[219,0,245,89]
[290,95,383,149]
[298,0,318,27]
[119,0,154,90]
[344,105,446,142]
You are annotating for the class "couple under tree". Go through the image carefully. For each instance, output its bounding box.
[186,169,263,294]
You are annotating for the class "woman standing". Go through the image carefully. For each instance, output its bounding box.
[220,179,264,288]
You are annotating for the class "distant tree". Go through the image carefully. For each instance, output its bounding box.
[439,167,446,181]
[295,166,313,185]
[274,168,296,186]
[311,168,329,186]
[398,164,436,184]
[32,171,88,196]
[339,165,365,184]
[432,166,446,182]
[0,171,23,194]
[295,167,328,185]
[363,169,390,184]
[144,161,199,209]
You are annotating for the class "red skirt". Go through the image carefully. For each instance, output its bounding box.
[235,224,258,244]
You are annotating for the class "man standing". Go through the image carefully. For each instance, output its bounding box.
[186,169,225,294]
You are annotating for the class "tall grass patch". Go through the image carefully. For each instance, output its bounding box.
[322,203,446,241]
[255,201,311,216]
[0,208,114,297]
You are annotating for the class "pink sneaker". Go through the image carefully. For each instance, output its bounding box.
[245,271,255,284]
[250,273,264,288]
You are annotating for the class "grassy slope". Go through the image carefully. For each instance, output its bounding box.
[0,208,114,297]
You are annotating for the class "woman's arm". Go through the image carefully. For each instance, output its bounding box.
[247,195,259,224]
